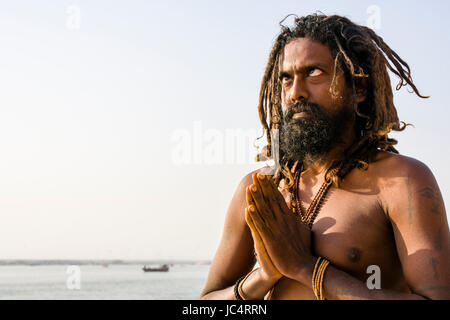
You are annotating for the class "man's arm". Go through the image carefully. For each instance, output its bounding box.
[296,157,450,299]
[199,171,278,300]
[247,159,450,299]
[311,157,449,299]
[382,157,450,299]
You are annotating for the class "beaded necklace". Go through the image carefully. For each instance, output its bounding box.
[266,164,342,300]
[291,164,341,229]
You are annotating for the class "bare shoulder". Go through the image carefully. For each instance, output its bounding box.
[369,150,444,218]
[371,150,432,174]
[238,169,259,190]
[369,150,436,186]
[230,169,258,208]
[227,167,272,224]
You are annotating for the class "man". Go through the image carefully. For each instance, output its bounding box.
[200,14,449,300]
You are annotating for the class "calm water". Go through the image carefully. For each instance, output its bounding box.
[0,264,210,299]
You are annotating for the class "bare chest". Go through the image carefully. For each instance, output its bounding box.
[279,182,398,279]
[271,184,406,299]
[311,188,396,276]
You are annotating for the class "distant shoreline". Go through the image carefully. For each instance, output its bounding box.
[0,259,211,266]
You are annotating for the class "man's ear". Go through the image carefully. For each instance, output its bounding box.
[355,78,368,103]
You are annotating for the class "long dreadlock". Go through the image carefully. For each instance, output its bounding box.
[255,14,428,190]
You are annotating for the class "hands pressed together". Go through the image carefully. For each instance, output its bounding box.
[245,171,313,283]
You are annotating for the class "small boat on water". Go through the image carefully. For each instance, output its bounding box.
[142,264,169,272]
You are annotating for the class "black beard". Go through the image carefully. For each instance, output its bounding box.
[279,101,350,164]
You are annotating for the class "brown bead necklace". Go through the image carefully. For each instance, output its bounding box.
[292,165,340,229]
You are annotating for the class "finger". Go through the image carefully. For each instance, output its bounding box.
[266,174,290,205]
[256,171,284,203]
[246,186,267,226]
[248,181,274,221]
[248,204,272,237]
[262,172,294,213]
[245,208,267,255]
[246,185,257,208]
[245,208,277,269]
[246,207,271,255]
[245,207,258,240]
[256,174,298,237]
[255,173,284,219]
[248,206,284,272]
[253,172,272,203]
[247,186,274,226]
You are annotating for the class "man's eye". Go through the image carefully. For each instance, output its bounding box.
[308,68,323,77]
[280,76,292,84]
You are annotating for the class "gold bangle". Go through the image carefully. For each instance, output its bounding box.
[316,260,326,300]
[319,260,330,300]
[312,257,330,300]
[314,262,324,299]
[238,268,259,300]
[312,257,322,299]
[266,286,275,300]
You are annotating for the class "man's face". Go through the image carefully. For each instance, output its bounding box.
[278,37,354,163]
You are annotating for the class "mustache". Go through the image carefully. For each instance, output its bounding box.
[283,102,323,121]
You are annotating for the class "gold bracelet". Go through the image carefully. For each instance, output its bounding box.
[315,259,327,300]
[266,286,275,300]
[312,257,322,299]
[319,260,330,299]
[238,268,259,300]
[316,260,327,297]
[312,257,330,300]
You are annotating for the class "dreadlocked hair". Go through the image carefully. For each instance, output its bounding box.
[255,13,428,190]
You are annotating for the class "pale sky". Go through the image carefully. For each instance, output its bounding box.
[0,0,449,260]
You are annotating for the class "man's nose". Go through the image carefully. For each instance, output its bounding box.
[289,76,309,103]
